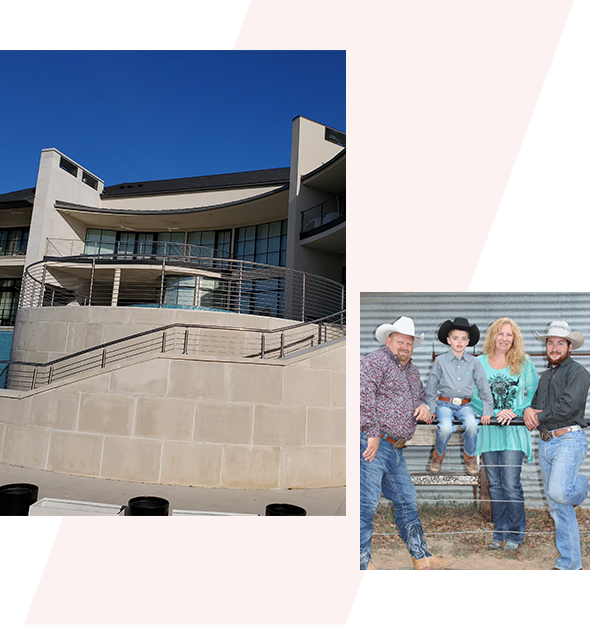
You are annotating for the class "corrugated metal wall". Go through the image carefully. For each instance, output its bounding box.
[360,292,590,508]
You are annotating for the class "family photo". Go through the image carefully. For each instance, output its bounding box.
[360,292,590,570]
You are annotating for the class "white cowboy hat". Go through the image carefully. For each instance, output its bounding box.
[375,316,424,348]
[535,320,585,350]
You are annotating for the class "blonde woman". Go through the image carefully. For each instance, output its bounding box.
[471,318,539,551]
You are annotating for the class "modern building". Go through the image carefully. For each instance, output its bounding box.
[0,116,345,490]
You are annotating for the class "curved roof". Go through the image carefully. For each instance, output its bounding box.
[101,167,291,199]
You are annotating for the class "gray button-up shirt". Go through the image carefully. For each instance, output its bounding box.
[425,351,494,415]
[530,356,590,430]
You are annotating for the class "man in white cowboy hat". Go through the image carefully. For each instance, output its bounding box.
[360,316,456,570]
[524,320,590,570]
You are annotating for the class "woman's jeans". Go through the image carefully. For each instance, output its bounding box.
[360,431,431,569]
[538,429,588,570]
[481,450,526,544]
[434,400,479,457]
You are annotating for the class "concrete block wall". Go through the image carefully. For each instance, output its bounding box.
[0,339,345,489]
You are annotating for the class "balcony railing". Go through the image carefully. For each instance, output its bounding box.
[300,193,346,238]
[21,250,345,323]
[46,238,232,261]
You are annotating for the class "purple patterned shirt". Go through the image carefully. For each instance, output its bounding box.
[360,346,426,440]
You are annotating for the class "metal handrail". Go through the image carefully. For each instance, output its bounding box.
[20,252,345,322]
[300,192,346,235]
[1,311,346,391]
[46,238,233,260]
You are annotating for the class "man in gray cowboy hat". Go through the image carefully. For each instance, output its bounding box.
[523,320,590,570]
[360,316,456,570]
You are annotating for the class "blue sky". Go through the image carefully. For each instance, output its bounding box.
[0,50,345,194]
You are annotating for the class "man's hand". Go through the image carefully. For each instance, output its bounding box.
[414,404,432,424]
[480,415,492,425]
[523,407,541,431]
[496,409,517,425]
[362,437,380,462]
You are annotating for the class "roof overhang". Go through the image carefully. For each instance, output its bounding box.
[55,185,290,231]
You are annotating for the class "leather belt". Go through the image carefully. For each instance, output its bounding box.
[540,425,582,441]
[439,396,470,406]
[360,429,406,449]
[380,432,406,449]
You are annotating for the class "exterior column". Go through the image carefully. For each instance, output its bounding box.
[111,268,121,307]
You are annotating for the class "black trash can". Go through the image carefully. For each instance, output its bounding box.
[0,483,39,516]
[125,496,170,516]
[265,503,307,516]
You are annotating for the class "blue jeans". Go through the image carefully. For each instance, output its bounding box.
[482,450,526,544]
[538,429,588,570]
[360,431,431,569]
[435,400,479,457]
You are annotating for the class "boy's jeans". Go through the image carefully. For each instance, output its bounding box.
[434,400,479,457]
[538,429,588,570]
[360,431,431,569]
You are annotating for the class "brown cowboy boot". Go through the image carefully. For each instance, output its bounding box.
[413,555,457,570]
[430,450,445,472]
[464,453,479,475]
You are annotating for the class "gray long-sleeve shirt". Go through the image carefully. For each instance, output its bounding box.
[424,350,494,415]
[530,356,590,430]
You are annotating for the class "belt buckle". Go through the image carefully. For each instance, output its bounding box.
[452,397,462,406]
[393,439,406,449]
[540,429,551,441]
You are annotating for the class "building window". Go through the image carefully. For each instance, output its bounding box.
[0,279,21,325]
[187,229,232,259]
[234,219,287,266]
[0,228,29,256]
[238,278,284,317]
[85,229,116,255]
[154,232,185,256]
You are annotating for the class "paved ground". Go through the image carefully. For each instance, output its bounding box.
[0,463,346,516]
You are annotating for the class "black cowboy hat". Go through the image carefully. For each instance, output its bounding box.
[437,317,480,346]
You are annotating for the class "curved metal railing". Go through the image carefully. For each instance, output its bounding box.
[19,250,345,322]
[1,311,346,391]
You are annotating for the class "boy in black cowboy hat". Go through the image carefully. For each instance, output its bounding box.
[425,317,493,474]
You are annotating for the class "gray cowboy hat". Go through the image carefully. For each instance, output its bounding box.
[535,320,585,350]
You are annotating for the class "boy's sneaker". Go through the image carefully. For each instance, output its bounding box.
[488,541,503,550]
[430,451,445,472]
[464,454,479,474]
[504,541,519,551]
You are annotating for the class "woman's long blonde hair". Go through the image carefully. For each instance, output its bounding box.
[482,317,527,375]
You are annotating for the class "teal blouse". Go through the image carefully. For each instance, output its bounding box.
[471,355,539,463]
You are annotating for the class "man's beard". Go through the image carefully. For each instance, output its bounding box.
[547,351,569,365]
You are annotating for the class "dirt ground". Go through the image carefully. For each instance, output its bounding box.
[371,503,590,570]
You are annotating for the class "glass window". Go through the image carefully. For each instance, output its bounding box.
[0,229,29,256]
[84,229,116,255]
[233,219,287,267]
[0,279,21,325]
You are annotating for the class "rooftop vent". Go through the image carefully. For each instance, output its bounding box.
[60,157,78,177]
[81,172,99,190]
[325,128,346,147]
